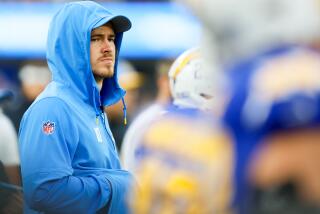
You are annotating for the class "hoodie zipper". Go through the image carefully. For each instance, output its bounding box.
[93,87,117,151]
[96,111,117,151]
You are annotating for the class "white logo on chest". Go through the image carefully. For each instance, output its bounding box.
[94,127,103,143]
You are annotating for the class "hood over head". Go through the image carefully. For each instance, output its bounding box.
[46,1,131,110]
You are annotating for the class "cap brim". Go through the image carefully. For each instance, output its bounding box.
[109,15,131,33]
[94,15,131,33]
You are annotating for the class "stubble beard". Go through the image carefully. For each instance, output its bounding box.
[93,65,114,79]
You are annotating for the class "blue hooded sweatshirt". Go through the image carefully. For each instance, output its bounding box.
[19,1,134,213]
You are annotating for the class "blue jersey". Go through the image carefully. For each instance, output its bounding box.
[223,45,320,212]
[19,2,133,213]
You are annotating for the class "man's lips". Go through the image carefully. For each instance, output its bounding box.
[99,57,113,62]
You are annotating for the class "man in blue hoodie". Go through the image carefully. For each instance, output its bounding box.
[19,1,134,213]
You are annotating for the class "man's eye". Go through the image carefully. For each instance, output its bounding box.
[91,37,99,42]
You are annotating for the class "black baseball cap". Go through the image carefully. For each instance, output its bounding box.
[94,15,132,33]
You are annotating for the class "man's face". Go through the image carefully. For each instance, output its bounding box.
[90,23,116,79]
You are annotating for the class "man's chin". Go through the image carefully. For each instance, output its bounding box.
[93,70,114,80]
[104,66,115,78]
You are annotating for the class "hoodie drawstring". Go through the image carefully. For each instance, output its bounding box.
[121,97,127,125]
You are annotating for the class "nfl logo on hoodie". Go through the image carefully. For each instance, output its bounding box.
[43,121,55,135]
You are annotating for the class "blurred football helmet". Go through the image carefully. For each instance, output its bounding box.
[168,48,215,111]
[176,0,320,63]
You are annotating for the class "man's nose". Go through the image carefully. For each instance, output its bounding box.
[102,40,112,53]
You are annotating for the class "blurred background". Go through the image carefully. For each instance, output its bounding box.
[0,0,202,148]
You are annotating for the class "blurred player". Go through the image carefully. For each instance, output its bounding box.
[4,62,51,132]
[225,45,320,213]
[121,47,216,174]
[129,105,234,214]
[120,60,172,171]
[176,0,320,213]
[0,89,23,214]
[0,90,20,186]
[124,47,235,213]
